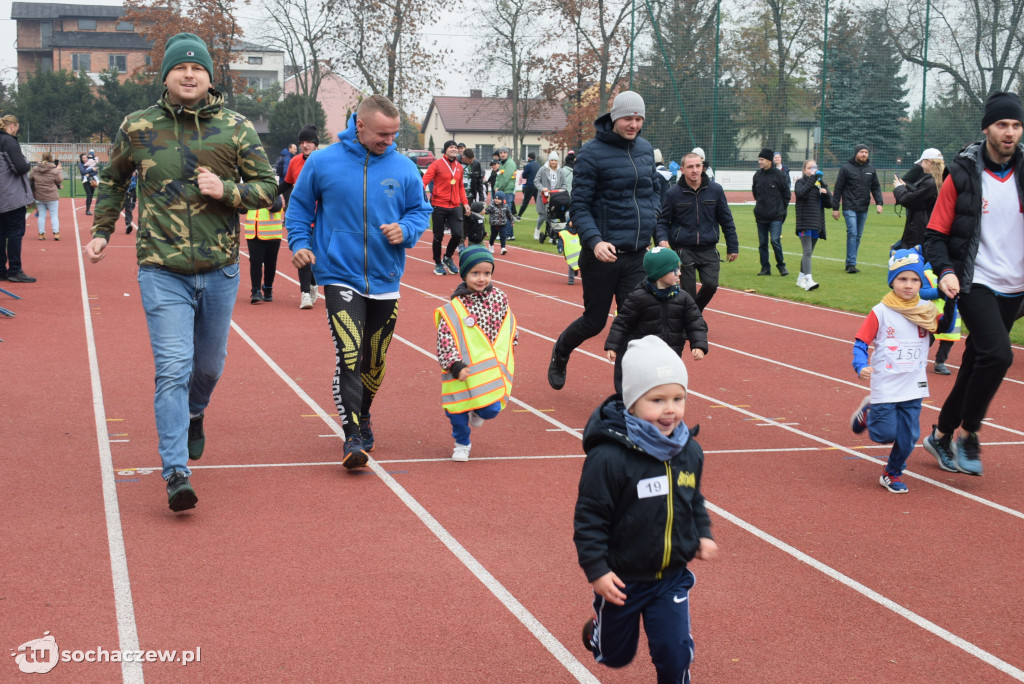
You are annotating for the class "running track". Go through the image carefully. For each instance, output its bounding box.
[3,198,1023,683]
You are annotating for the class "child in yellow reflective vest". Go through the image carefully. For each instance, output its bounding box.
[434,245,518,462]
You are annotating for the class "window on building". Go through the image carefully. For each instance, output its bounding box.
[144,55,152,67]
[521,144,539,163]
[77,19,97,30]
[116,21,134,31]
[109,55,127,72]
[72,54,91,72]
[247,56,263,65]
[39,56,53,73]
[40,21,52,47]
[478,144,494,161]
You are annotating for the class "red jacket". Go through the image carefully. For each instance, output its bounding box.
[423,157,468,208]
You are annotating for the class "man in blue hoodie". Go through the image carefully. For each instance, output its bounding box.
[547,90,661,390]
[287,95,431,469]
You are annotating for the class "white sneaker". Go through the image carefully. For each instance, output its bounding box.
[452,443,471,462]
[533,228,541,240]
[299,292,313,309]
[803,276,819,291]
[489,244,495,254]
[468,411,484,428]
[310,286,319,304]
[796,273,806,288]
[500,247,507,255]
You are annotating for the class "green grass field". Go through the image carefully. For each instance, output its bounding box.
[512,201,1024,345]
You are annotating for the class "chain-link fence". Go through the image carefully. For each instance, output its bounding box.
[629,0,1004,190]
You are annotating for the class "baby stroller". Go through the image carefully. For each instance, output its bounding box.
[539,189,571,244]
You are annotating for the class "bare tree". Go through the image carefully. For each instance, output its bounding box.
[474,0,548,157]
[252,0,337,123]
[333,0,449,105]
[884,0,1024,106]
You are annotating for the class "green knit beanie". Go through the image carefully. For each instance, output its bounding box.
[161,33,214,84]
[644,246,680,281]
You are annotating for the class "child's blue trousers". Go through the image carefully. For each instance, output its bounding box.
[445,400,502,445]
[590,568,695,684]
[867,398,922,476]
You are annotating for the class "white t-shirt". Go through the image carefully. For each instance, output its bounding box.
[973,169,1024,294]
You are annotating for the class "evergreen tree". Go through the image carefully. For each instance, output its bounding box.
[267,93,326,152]
[11,70,98,142]
[93,70,164,141]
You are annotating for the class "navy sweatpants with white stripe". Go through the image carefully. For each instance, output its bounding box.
[590,568,696,684]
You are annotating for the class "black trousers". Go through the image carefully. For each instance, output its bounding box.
[431,206,464,263]
[0,207,27,275]
[676,245,721,312]
[937,284,1023,434]
[325,287,399,439]
[519,185,538,216]
[555,248,646,356]
[246,238,281,292]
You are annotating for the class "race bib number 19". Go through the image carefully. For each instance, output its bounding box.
[637,475,669,499]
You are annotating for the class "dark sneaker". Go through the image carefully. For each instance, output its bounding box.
[850,396,870,434]
[756,269,771,276]
[547,347,570,390]
[778,266,789,276]
[251,290,263,304]
[956,432,983,476]
[933,362,951,375]
[879,469,909,493]
[342,434,369,470]
[6,271,36,283]
[188,414,205,461]
[261,288,273,302]
[443,256,458,275]
[923,426,958,473]
[166,472,198,511]
[433,264,446,276]
[846,265,860,274]
[358,417,375,452]
[581,618,596,654]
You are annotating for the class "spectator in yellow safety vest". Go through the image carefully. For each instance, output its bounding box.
[242,194,284,303]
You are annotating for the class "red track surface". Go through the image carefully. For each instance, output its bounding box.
[4,198,1023,683]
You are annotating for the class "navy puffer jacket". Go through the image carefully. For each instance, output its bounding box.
[569,113,660,252]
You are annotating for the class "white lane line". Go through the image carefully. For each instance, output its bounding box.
[403,278,1024,517]
[229,322,599,684]
[708,502,1024,681]
[75,200,144,684]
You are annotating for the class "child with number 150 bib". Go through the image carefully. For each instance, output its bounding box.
[574,335,717,682]
[850,248,947,493]
[435,245,517,462]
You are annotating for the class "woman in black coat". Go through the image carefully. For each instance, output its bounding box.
[893,150,944,250]
[793,159,832,291]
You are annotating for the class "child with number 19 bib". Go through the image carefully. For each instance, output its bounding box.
[434,245,518,462]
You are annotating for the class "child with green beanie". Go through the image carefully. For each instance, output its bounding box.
[434,245,518,461]
[605,247,709,393]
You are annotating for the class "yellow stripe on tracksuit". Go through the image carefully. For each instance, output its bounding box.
[658,461,673,579]
[434,298,516,414]
[242,208,284,240]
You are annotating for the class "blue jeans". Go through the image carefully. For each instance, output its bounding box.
[446,400,503,445]
[843,210,867,267]
[37,200,60,235]
[756,219,785,272]
[137,263,240,479]
[867,399,922,476]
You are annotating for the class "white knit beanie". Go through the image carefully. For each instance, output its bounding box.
[621,336,688,409]
[548,151,559,161]
[610,90,646,121]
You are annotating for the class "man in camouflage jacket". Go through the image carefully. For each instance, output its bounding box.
[85,33,277,512]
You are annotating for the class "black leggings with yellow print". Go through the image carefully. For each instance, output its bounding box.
[324,285,398,439]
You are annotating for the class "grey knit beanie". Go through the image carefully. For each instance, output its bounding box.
[622,336,688,409]
[610,90,646,121]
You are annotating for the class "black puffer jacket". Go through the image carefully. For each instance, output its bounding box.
[604,281,708,356]
[574,395,712,583]
[793,174,832,235]
[569,113,660,252]
[833,155,883,211]
[655,175,739,253]
[0,130,33,214]
[893,173,938,249]
[751,166,791,221]
[924,141,1024,294]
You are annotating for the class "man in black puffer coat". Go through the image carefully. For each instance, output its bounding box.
[548,91,661,390]
[832,144,884,273]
